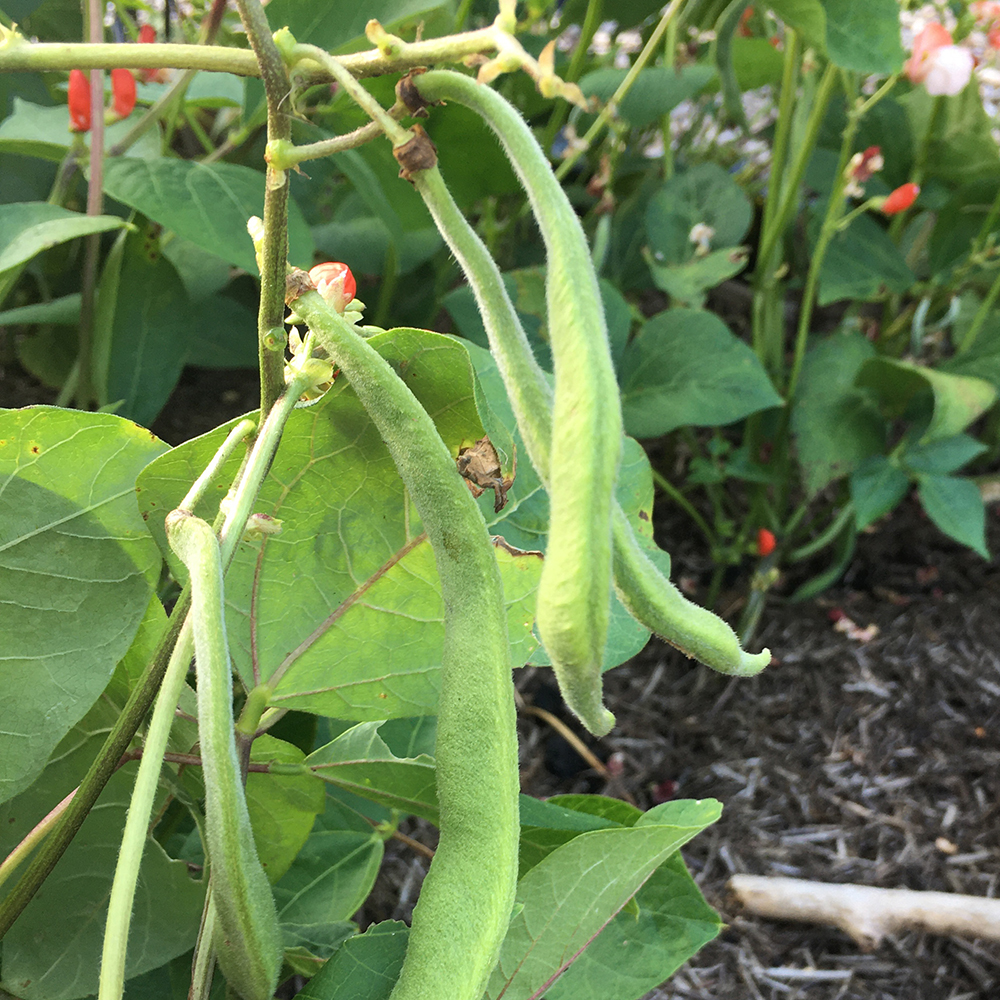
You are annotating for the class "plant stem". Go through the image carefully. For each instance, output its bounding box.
[554,0,686,181]
[99,619,194,1000]
[651,467,716,549]
[233,0,291,417]
[959,264,1000,353]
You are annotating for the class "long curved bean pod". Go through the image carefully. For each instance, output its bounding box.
[289,286,519,1000]
[408,84,770,680]
[165,512,281,1000]
[414,69,621,736]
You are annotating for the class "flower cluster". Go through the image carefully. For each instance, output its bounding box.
[843,145,884,198]
[905,21,974,96]
[67,67,136,133]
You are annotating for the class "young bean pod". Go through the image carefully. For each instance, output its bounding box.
[165,511,282,1000]
[289,285,519,1000]
[407,79,770,681]
[413,69,621,736]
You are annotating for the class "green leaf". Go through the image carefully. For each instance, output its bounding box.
[855,357,997,443]
[247,735,326,884]
[620,308,783,438]
[274,828,383,956]
[916,474,988,558]
[296,921,409,1000]
[768,0,826,50]
[902,83,1000,184]
[485,799,722,1000]
[0,201,129,275]
[0,292,81,326]
[183,71,244,108]
[0,98,161,162]
[102,158,315,274]
[544,853,722,1000]
[578,65,717,129]
[0,700,205,1000]
[902,434,987,476]
[821,0,904,74]
[103,224,192,426]
[850,455,910,530]
[645,163,753,263]
[0,407,167,803]
[262,0,451,54]
[792,329,885,495]
[136,329,541,718]
[645,245,749,307]
[815,212,915,305]
[306,722,439,822]
[518,795,622,832]
[941,310,1000,387]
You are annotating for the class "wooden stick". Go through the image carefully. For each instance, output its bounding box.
[728,875,1000,949]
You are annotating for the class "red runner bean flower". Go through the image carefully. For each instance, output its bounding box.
[309,262,357,313]
[110,68,136,119]
[756,528,776,557]
[68,69,91,132]
[881,183,920,215]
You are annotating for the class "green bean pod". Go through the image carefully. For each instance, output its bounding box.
[414,69,621,737]
[289,287,519,1000]
[165,511,282,1000]
[408,79,770,681]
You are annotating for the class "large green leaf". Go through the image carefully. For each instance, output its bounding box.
[295,921,409,1000]
[247,735,326,884]
[103,223,192,426]
[645,163,753,264]
[102,158,314,273]
[0,201,128,276]
[306,722,438,822]
[855,357,997,443]
[815,212,915,305]
[544,853,722,1000]
[0,98,161,162]
[137,329,541,719]
[0,407,167,803]
[821,0,904,74]
[792,329,885,495]
[0,699,205,1000]
[917,473,988,558]
[850,455,910,530]
[485,799,722,1000]
[620,308,782,438]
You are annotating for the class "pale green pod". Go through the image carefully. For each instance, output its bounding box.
[414,69,620,737]
[409,78,770,684]
[165,511,282,1000]
[290,289,518,1000]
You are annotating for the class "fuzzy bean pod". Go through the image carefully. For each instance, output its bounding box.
[408,81,770,681]
[290,287,519,1000]
[165,511,282,1000]
[414,69,621,736]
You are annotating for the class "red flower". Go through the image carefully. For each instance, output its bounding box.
[881,183,920,215]
[737,6,753,37]
[756,528,776,557]
[137,23,168,83]
[68,69,91,132]
[309,262,357,313]
[111,68,136,119]
[904,22,952,83]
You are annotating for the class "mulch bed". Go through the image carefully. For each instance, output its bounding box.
[515,500,1000,1000]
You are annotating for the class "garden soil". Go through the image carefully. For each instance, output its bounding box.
[3,360,998,1000]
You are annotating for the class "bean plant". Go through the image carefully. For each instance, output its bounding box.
[0,2,770,999]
